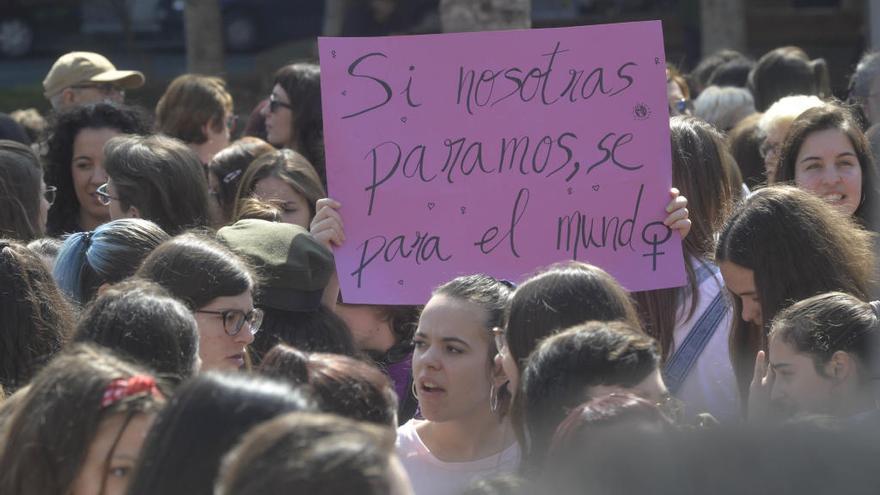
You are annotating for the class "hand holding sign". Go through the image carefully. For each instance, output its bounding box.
[320,21,686,304]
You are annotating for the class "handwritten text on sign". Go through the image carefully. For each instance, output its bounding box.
[319,21,686,304]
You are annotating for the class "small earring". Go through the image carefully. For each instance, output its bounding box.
[489,383,499,413]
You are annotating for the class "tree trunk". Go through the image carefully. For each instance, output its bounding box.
[440,0,531,33]
[699,0,746,57]
[185,0,225,75]
[323,0,347,36]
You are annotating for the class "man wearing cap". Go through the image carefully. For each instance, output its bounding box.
[43,51,145,111]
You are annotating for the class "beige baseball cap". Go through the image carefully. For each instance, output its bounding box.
[42,51,145,98]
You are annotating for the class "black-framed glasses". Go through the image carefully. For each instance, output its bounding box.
[268,94,293,113]
[195,308,263,337]
[70,82,124,96]
[492,327,508,357]
[43,186,57,206]
[95,183,119,206]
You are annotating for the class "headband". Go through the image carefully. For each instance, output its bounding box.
[101,375,162,409]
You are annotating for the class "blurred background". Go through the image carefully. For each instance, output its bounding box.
[0,0,873,124]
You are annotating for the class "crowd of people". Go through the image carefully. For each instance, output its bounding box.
[2,36,880,495]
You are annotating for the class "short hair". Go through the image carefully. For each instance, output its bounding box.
[727,112,767,188]
[208,137,275,221]
[125,373,315,495]
[0,240,73,393]
[689,49,749,95]
[0,345,165,495]
[693,85,756,132]
[521,321,660,474]
[848,51,880,103]
[773,103,880,230]
[706,57,755,88]
[216,413,397,495]
[716,186,874,396]
[72,279,200,385]
[156,74,233,144]
[45,102,151,236]
[52,218,170,305]
[272,63,325,185]
[136,233,255,310]
[770,292,878,381]
[252,305,357,363]
[234,148,325,221]
[104,134,211,235]
[749,46,829,112]
[0,139,43,241]
[259,344,398,426]
[757,94,825,138]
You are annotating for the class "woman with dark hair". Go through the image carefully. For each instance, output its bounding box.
[750,292,880,423]
[136,234,260,371]
[259,344,398,427]
[773,103,880,232]
[216,219,353,361]
[0,345,166,495]
[125,372,314,495]
[52,218,169,306]
[0,240,73,393]
[0,140,51,242]
[727,113,766,189]
[155,74,235,165]
[101,134,211,235]
[398,274,518,495]
[73,279,201,385]
[233,148,325,229]
[520,321,670,474]
[45,102,151,236]
[748,46,830,112]
[261,63,326,185]
[632,117,741,421]
[716,186,874,401]
[207,137,275,225]
[216,413,411,495]
[334,303,422,423]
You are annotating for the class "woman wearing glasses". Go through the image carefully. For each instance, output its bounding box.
[0,139,53,240]
[137,233,261,371]
[261,63,327,187]
[99,134,211,235]
[155,74,236,166]
[45,102,151,236]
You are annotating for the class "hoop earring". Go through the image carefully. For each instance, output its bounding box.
[412,380,420,399]
[489,383,499,413]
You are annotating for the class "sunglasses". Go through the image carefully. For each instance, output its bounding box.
[268,94,293,113]
[43,186,57,206]
[195,308,264,337]
[95,183,120,207]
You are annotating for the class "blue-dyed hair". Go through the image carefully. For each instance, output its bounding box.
[53,218,170,305]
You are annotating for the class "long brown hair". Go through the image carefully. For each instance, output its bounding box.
[773,102,880,231]
[0,140,43,241]
[632,117,740,361]
[0,345,165,495]
[233,149,325,222]
[716,186,874,398]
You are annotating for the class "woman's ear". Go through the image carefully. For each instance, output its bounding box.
[492,353,509,388]
[828,350,856,384]
[126,205,141,219]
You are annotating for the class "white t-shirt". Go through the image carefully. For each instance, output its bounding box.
[670,259,740,422]
[396,419,520,495]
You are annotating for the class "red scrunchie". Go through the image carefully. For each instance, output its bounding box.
[101,375,162,409]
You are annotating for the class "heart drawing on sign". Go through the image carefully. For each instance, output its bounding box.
[567,187,573,195]
[427,202,435,210]
[341,90,347,96]
[592,185,600,192]
[401,117,408,124]
[398,280,404,286]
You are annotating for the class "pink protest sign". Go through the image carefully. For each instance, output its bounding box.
[319,21,686,304]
